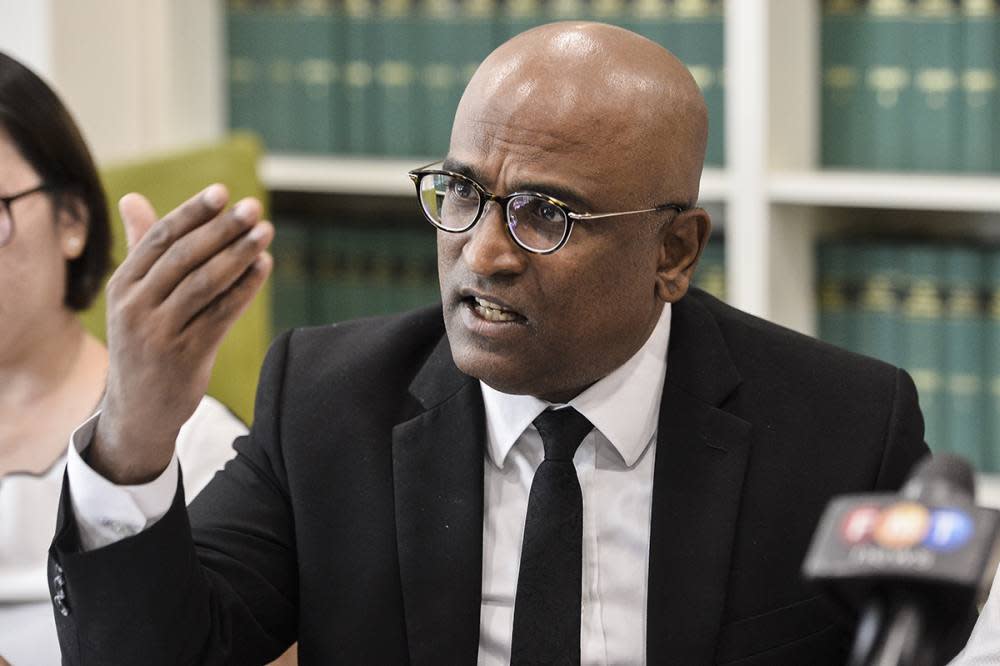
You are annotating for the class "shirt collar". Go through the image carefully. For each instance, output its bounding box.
[480,303,672,469]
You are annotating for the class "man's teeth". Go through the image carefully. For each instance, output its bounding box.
[473,297,519,322]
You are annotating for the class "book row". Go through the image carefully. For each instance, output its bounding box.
[822,0,1000,173]
[818,240,1000,471]
[226,0,725,163]
[270,219,725,332]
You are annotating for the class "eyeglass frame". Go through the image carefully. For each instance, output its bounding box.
[0,183,53,248]
[407,161,689,255]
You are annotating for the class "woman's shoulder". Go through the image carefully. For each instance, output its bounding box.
[175,396,246,501]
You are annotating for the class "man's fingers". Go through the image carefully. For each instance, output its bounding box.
[183,251,274,350]
[119,193,158,250]
[163,220,274,331]
[118,184,231,281]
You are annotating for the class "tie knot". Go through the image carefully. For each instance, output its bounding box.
[532,407,593,462]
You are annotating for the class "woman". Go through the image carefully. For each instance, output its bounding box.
[0,52,246,665]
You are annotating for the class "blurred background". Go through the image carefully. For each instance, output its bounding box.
[1,0,998,492]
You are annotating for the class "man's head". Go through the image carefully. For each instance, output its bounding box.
[437,22,712,402]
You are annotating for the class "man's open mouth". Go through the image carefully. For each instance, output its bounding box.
[463,295,525,323]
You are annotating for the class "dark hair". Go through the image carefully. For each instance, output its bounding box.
[0,51,110,311]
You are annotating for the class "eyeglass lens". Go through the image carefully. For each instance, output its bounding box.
[418,173,568,252]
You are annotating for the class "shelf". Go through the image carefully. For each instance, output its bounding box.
[980,474,1000,510]
[261,154,731,203]
[769,171,1000,213]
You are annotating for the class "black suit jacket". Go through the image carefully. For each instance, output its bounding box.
[50,289,929,665]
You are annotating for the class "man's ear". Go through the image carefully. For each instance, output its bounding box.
[56,194,90,260]
[654,207,711,303]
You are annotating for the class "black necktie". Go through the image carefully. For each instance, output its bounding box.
[510,407,594,665]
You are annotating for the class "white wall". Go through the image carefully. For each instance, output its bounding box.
[0,0,224,165]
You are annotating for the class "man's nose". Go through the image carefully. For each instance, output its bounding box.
[461,201,529,277]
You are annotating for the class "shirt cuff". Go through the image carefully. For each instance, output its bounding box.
[66,410,179,551]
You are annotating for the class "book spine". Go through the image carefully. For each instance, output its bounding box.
[911,0,962,171]
[344,0,377,154]
[675,0,725,166]
[265,1,299,152]
[855,244,903,365]
[227,1,274,142]
[960,0,998,172]
[942,247,987,463]
[418,0,462,156]
[292,0,338,153]
[863,0,913,170]
[817,240,855,349]
[899,245,946,450]
[822,0,865,168]
[271,218,314,332]
[457,0,500,108]
[377,0,421,156]
[985,252,1000,471]
[693,237,726,301]
[500,0,544,40]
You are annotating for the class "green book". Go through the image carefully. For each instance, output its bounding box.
[271,218,313,334]
[394,229,441,311]
[344,0,378,154]
[226,0,272,140]
[693,237,726,301]
[377,0,421,156]
[899,245,946,450]
[942,246,987,464]
[817,240,856,350]
[500,0,545,40]
[456,0,500,114]
[984,251,1000,471]
[673,0,725,166]
[589,0,627,28]
[418,0,462,156]
[260,1,299,152]
[821,0,867,168]
[547,0,586,20]
[959,0,998,172]
[854,244,903,364]
[625,0,679,53]
[911,0,962,171]
[290,0,339,153]
[860,0,913,170]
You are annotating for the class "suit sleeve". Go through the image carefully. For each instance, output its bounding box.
[873,367,931,492]
[49,330,298,666]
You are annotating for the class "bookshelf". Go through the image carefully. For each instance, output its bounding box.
[258,0,1000,501]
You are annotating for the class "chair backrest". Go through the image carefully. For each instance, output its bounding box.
[79,133,271,424]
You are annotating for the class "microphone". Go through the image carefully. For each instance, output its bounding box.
[802,454,1000,666]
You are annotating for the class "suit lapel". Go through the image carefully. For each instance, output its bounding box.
[392,337,485,665]
[646,295,753,663]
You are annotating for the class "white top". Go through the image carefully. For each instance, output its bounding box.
[0,396,246,666]
[64,305,672,664]
[950,564,1000,665]
[478,303,671,665]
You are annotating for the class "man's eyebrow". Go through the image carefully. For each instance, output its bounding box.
[441,157,594,211]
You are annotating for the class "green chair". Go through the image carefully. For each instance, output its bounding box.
[80,133,271,424]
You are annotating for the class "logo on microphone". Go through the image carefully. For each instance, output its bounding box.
[840,503,973,552]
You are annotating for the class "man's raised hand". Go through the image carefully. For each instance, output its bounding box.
[89,184,273,485]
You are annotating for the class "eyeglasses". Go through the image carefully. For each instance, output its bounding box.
[0,183,50,248]
[407,162,687,255]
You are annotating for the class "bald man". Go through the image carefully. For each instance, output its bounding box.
[50,23,930,665]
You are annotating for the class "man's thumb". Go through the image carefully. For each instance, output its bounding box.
[118,193,158,250]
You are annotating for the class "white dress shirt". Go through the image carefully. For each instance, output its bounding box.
[949,563,1000,665]
[66,305,672,664]
[1,396,244,666]
[478,304,671,665]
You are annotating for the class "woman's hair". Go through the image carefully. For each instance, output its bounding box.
[0,51,110,311]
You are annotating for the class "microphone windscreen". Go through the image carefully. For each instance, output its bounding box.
[902,454,975,504]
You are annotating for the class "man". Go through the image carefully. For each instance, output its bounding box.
[50,23,929,664]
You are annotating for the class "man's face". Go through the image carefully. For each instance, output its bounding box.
[438,88,673,402]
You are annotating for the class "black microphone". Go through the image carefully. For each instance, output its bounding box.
[802,454,1000,666]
